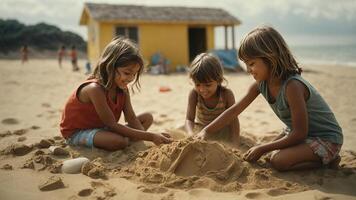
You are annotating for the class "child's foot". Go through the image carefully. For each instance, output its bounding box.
[328,155,341,169]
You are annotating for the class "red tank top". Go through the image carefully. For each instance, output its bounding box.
[60,79,125,138]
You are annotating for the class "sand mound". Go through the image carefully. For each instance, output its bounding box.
[137,139,246,180]
[116,139,304,192]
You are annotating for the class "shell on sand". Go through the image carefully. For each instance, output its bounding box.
[48,146,69,156]
[61,157,90,174]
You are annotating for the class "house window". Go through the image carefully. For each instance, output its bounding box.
[115,26,138,43]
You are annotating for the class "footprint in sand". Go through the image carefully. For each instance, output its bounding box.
[260,121,268,125]
[30,125,41,130]
[78,188,93,197]
[137,185,168,193]
[0,131,12,138]
[4,81,19,85]
[47,110,56,114]
[89,181,116,198]
[41,103,51,108]
[159,114,167,118]
[17,136,27,142]
[266,187,289,196]
[153,120,164,125]
[12,129,28,136]
[1,118,19,125]
[245,192,263,199]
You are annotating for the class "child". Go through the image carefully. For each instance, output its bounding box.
[60,37,172,151]
[58,45,66,68]
[197,26,343,171]
[20,45,29,64]
[70,45,79,71]
[185,53,240,144]
[85,60,92,75]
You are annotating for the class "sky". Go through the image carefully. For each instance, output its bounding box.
[1,0,355,47]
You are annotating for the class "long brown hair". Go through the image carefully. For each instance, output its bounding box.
[238,25,302,80]
[89,37,144,91]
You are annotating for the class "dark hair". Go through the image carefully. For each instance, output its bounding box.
[239,25,302,80]
[189,53,225,84]
[89,37,144,91]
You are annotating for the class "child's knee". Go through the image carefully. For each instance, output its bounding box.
[146,113,153,125]
[141,113,153,130]
[270,152,290,171]
[106,137,129,151]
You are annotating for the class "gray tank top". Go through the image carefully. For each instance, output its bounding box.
[258,75,343,144]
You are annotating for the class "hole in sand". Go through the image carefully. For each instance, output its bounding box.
[2,118,19,125]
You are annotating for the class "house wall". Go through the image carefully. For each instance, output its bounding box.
[139,24,189,70]
[87,22,216,70]
[86,18,100,63]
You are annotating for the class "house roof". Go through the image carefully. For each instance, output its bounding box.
[80,3,241,25]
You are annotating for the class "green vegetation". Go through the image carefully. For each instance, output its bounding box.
[0,19,86,53]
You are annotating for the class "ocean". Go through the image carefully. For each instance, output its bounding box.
[290,44,356,68]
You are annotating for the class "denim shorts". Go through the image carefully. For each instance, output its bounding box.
[66,128,104,148]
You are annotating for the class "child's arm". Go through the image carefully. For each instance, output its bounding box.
[244,80,309,162]
[84,84,171,145]
[185,90,198,136]
[123,90,145,131]
[225,89,240,143]
[198,83,260,139]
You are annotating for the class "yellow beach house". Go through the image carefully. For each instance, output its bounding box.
[80,3,241,71]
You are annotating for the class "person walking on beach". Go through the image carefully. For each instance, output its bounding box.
[58,45,66,68]
[70,45,79,71]
[60,37,172,151]
[20,45,29,64]
[197,25,343,171]
[185,53,240,145]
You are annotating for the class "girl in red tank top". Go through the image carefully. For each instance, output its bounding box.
[60,37,172,151]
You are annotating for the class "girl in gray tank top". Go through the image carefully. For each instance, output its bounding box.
[199,25,343,171]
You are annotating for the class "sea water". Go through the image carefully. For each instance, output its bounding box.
[291,44,356,68]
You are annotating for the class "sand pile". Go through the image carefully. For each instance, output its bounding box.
[117,138,305,193]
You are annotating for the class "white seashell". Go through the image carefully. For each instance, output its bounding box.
[61,157,90,174]
[48,146,57,153]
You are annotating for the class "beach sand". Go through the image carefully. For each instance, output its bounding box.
[0,59,355,200]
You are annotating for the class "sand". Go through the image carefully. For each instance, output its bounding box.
[0,59,356,200]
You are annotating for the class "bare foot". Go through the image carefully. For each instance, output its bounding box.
[329,155,341,169]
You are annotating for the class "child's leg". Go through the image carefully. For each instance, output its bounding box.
[93,130,129,151]
[270,143,321,171]
[136,112,153,131]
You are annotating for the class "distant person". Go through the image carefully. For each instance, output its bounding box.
[197,25,343,171]
[60,37,172,151]
[185,53,240,144]
[70,45,79,71]
[85,60,91,75]
[58,45,66,68]
[20,45,29,64]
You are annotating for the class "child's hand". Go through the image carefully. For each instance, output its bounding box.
[194,129,207,140]
[243,146,265,162]
[152,133,173,145]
